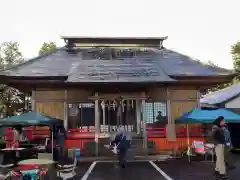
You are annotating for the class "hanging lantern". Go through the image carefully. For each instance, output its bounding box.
[121,99,125,112]
[112,100,117,110]
[101,100,105,110]
[107,100,111,110]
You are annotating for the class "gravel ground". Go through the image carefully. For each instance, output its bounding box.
[26,153,240,180]
[156,153,240,180]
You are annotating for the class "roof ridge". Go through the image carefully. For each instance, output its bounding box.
[0,47,64,75]
[201,83,240,105]
[209,83,240,94]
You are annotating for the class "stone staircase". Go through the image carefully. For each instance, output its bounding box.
[98,137,151,159]
[79,137,158,158]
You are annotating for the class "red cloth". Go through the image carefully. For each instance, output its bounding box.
[11,142,19,148]
[25,129,33,140]
[18,164,40,171]
[5,128,14,148]
[5,128,19,148]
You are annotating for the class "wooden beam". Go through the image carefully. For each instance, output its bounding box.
[89,94,149,100]
[34,96,199,102]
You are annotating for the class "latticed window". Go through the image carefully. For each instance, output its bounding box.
[68,103,95,129]
[143,101,167,125]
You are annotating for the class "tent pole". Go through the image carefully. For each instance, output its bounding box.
[187,124,190,162]
[52,129,54,161]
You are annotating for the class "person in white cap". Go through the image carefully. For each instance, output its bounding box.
[110,126,131,168]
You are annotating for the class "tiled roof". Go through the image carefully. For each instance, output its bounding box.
[200,84,240,105]
[2,49,79,77]
[67,58,174,83]
[1,47,233,83]
[158,49,232,76]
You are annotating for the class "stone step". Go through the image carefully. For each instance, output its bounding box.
[97,138,147,156]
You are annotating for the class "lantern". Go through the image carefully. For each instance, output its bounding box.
[121,99,125,112]
[101,100,105,110]
[112,100,117,110]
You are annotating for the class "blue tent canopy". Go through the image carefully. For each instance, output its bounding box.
[176,108,240,124]
[0,111,62,127]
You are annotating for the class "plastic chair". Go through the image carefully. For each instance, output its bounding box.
[37,138,50,151]
[56,149,80,180]
[191,140,215,162]
[10,167,48,180]
[0,167,11,179]
[0,153,14,168]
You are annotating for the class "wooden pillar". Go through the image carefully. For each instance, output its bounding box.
[101,101,106,130]
[166,88,172,124]
[31,90,36,111]
[24,95,28,110]
[166,88,176,142]
[94,92,99,156]
[64,90,68,130]
[141,93,148,154]
[136,100,141,135]
[31,90,36,142]
[196,90,201,108]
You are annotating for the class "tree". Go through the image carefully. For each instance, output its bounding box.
[232,41,240,74]
[206,60,218,67]
[201,60,233,95]
[0,42,25,117]
[38,41,57,55]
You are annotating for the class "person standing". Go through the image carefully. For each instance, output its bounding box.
[221,124,234,170]
[56,126,67,161]
[110,126,131,168]
[212,116,227,179]
[12,126,23,148]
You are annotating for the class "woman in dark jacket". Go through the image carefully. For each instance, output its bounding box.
[212,116,227,179]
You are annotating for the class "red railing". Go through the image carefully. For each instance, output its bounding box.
[147,127,166,138]
[65,127,96,150]
[6,126,204,140]
[147,125,204,138]
[67,127,95,139]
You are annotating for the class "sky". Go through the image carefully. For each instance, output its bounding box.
[1,0,240,69]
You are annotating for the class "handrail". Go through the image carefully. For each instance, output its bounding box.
[147,126,204,138]
[11,126,205,139]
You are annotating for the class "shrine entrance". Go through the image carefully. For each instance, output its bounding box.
[89,92,149,156]
[90,92,148,138]
[99,99,138,134]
